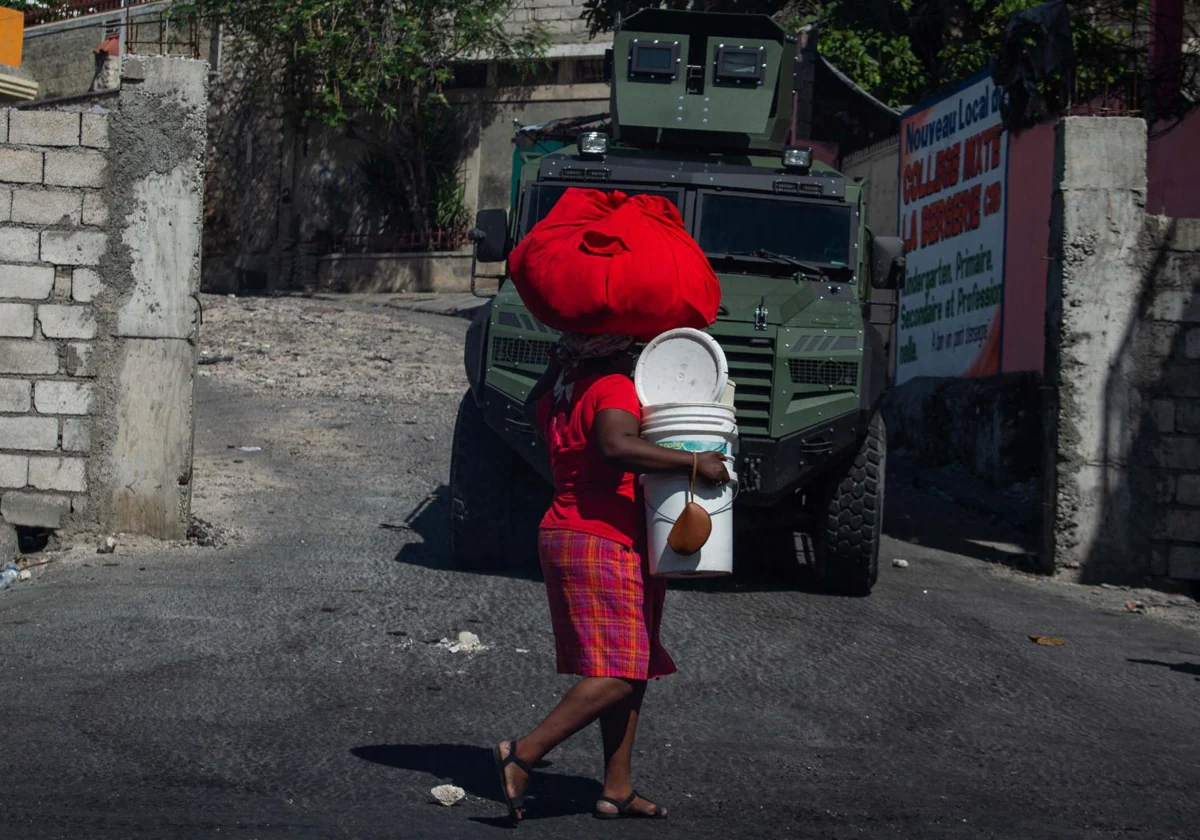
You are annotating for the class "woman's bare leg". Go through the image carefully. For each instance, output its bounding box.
[596,681,665,816]
[497,676,634,816]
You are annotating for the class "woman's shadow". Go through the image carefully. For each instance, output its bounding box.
[350,743,601,824]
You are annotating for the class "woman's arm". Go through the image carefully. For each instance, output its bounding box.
[595,409,730,484]
[524,357,565,428]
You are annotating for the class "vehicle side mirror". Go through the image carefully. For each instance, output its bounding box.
[470,209,510,263]
[870,236,906,291]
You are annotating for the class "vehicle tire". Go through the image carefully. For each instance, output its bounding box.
[448,392,516,571]
[508,455,553,578]
[813,412,886,596]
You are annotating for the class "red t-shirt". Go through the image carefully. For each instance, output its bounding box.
[537,372,642,548]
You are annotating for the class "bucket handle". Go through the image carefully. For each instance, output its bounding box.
[643,480,739,522]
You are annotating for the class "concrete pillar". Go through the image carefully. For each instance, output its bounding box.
[1042,117,1147,576]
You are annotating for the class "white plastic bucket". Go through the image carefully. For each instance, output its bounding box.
[643,467,738,578]
[641,402,738,457]
[640,402,739,577]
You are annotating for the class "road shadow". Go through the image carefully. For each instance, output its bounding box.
[1128,658,1200,679]
[388,485,543,581]
[883,466,1040,571]
[350,744,600,820]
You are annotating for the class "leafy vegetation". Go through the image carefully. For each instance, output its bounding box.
[173,0,548,239]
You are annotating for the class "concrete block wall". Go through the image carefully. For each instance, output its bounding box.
[0,56,206,540]
[1044,117,1200,582]
[505,0,592,41]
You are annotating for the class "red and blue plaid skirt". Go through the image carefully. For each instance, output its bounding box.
[539,529,677,680]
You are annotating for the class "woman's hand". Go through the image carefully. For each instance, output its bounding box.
[695,451,731,486]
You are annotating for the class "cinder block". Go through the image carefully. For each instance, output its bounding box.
[81,193,108,226]
[0,302,34,337]
[0,227,40,262]
[40,230,107,266]
[0,491,71,529]
[1179,475,1200,507]
[9,111,80,147]
[1151,399,1176,433]
[0,187,10,222]
[1178,401,1200,434]
[34,380,92,415]
[43,151,106,189]
[1155,508,1200,542]
[1154,436,1200,469]
[1169,545,1200,578]
[1157,474,1177,504]
[0,415,58,450]
[0,149,43,184]
[1149,289,1200,323]
[39,305,96,340]
[0,340,58,375]
[0,454,27,489]
[28,456,86,493]
[0,108,7,142]
[72,268,102,303]
[62,418,90,452]
[81,113,110,149]
[1187,327,1200,360]
[52,266,71,300]
[0,265,54,300]
[65,342,94,377]
[0,378,31,412]
[1058,118,1147,192]
[11,189,83,226]
[1159,365,1200,398]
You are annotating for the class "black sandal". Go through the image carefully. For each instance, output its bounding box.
[593,790,668,820]
[492,740,533,822]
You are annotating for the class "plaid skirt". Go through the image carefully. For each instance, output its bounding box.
[539,529,677,680]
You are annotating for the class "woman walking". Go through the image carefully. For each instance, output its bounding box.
[492,333,730,823]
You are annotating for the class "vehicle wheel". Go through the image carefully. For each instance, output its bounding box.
[508,455,553,578]
[448,392,515,571]
[813,413,886,596]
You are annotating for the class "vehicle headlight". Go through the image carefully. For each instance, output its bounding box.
[577,132,609,158]
[782,146,813,173]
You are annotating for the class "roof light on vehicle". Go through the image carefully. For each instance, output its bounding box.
[577,131,609,158]
[782,146,813,173]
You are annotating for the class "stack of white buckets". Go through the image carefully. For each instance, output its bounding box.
[634,328,738,578]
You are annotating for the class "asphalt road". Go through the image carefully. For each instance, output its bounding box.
[2,308,1199,839]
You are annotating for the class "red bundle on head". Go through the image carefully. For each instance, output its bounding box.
[507,188,721,341]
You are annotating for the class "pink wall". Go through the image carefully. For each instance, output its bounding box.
[1000,121,1057,375]
[1147,109,1200,218]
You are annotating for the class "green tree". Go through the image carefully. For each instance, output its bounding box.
[173,0,548,238]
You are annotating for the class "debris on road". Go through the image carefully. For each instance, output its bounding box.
[238,446,262,453]
[438,631,489,654]
[1029,635,1067,646]
[198,354,234,365]
[430,785,466,807]
[97,536,117,555]
[892,558,910,569]
[0,562,21,590]
[1125,600,1147,614]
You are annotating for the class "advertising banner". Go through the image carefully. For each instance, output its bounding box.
[895,72,1009,384]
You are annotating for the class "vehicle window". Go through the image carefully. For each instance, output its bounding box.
[697,194,853,267]
[523,185,682,233]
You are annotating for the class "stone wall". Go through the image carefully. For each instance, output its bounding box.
[1044,117,1200,583]
[0,56,205,544]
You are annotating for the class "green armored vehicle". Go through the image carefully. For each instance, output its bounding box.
[451,10,904,595]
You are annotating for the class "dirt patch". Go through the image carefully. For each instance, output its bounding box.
[197,294,467,404]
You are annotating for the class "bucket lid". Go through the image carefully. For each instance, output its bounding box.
[635,328,729,407]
